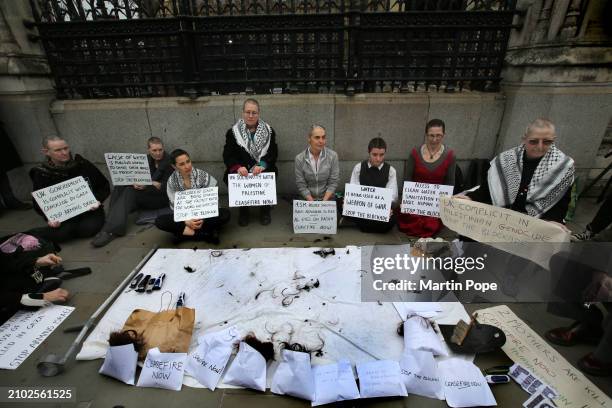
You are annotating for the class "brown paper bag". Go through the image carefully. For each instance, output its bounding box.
[121,307,195,360]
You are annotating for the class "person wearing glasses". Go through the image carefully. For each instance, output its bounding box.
[398,119,456,237]
[460,118,574,223]
[223,99,278,226]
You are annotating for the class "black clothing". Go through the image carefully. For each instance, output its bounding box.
[222,127,278,183]
[590,193,612,235]
[148,153,173,186]
[467,154,571,223]
[0,121,22,173]
[29,154,110,219]
[29,155,110,243]
[359,160,390,188]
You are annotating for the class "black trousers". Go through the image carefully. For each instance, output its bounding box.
[28,208,105,243]
[351,214,396,233]
[155,209,231,237]
[103,186,168,235]
[590,193,612,234]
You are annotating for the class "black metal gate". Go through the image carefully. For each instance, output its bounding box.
[29,0,517,99]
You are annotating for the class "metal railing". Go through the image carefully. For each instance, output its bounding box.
[30,0,517,98]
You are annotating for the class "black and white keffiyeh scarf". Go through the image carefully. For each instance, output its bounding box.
[488,144,574,218]
[231,118,272,162]
[167,168,212,209]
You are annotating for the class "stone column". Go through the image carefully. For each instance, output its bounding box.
[0,1,57,199]
[496,0,612,194]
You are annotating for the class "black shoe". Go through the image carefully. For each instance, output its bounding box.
[202,230,220,245]
[239,207,250,227]
[91,231,117,248]
[260,207,271,226]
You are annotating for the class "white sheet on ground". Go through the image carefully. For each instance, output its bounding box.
[77,247,469,388]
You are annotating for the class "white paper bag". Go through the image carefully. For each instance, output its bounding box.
[403,316,448,356]
[136,348,187,391]
[356,360,408,399]
[186,326,239,390]
[223,341,267,391]
[399,348,444,400]
[312,360,360,407]
[271,349,315,400]
[439,358,497,407]
[99,344,138,385]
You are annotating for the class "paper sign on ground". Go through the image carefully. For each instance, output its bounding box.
[228,173,277,207]
[173,187,219,222]
[439,358,497,407]
[293,200,337,234]
[0,305,74,369]
[401,181,454,217]
[137,348,187,391]
[476,305,611,408]
[32,176,98,222]
[104,153,152,186]
[342,184,393,222]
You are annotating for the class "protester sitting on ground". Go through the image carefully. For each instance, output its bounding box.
[294,124,339,202]
[155,149,230,244]
[459,118,574,224]
[571,193,612,241]
[91,137,174,247]
[0,232,69,324]
[398,119,456,237]
[346,137,397,233]
[223,98,278,226]
[29,136,110,243]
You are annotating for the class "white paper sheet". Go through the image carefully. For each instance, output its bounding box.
[223,342,267,391]
[312,360,360,406]
[399,348,444,400]
[99,344,138,385]
[402,316,448,356]
[136,348,187,391]
[356,360,408,398]
[271,349,315,401]
[439,358,497,408]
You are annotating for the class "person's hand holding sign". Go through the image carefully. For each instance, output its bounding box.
[133,184,145,190]
[252,165,264,176]
[237,166,249,177]
[89,201,101,211]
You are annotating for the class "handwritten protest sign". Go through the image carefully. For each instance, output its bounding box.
[32,176,98,223]
[401,182,454,218]
[228,173,277,207]
[173,187,219,222]
[439,197,569,243]
[342,184,393,222]
[104,153,152,186]
[293,200,337,234]
[137,348,187,391]
[0,305,74,369]
[476,305,611,408]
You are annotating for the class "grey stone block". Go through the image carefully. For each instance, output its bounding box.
[334,94,429,161]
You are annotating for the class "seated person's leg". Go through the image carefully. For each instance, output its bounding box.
[75,209,106,239]
[134,186,169,210]
[155,213,184,235]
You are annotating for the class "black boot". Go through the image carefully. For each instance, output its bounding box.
[259,206,271,225]
[239,207,250,227]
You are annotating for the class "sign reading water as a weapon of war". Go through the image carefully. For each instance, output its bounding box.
[32,176,98,223]
[228,173,277,207]
[105,153,152,186]
[173,187,219,222]
[342,184,393,222]
[401,182,454,218]
[293,200,337,234]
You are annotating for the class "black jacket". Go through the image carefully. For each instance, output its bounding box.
[222,127,278,183]
[29,154,110,220]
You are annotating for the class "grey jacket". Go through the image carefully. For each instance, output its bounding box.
[294,147,340,200]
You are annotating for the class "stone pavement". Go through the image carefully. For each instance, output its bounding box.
[0,197,610,408]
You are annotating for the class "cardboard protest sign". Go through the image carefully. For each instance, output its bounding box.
[401,181,454,218]
[342,184,393,222]
[31,176,98,222]
[356,360,408,398]
[99,344,138,385]
[476,305,611,408]
[228,173,277,207]
[104,153,152,186]
[173,187,219,222]
[136,348,187,391]
[293,200,337,234]
[439,358,497,407]
[439,196,570,243]
[0,305,73,369]
[312,360,360,406]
